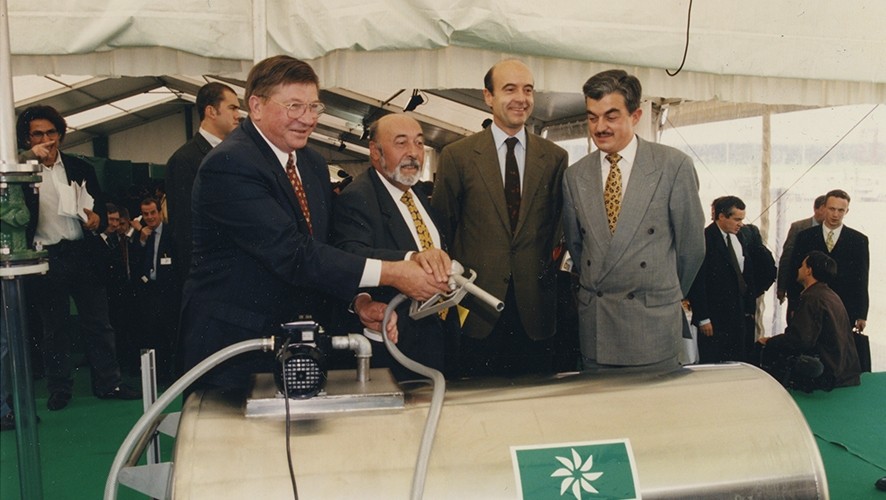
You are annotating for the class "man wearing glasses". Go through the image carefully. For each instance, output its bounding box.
[16,105,140,411]
[180,56,451,393]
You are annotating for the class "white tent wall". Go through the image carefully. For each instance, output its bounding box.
[7,1,886,106]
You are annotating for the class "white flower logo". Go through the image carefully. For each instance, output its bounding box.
[551,448,604,499]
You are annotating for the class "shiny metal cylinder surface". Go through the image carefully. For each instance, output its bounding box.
[172,363,826,499]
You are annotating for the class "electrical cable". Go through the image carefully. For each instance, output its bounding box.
[757,104,879,223]
[666,0,693,76]
[665,104,879,224]
[277,338,300,500]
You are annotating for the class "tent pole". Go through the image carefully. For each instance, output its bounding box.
[1,1,46,499]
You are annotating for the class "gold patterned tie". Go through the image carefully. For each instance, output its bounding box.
[285,153,313,235]
[401,191,434,250]
[826,230,835,252]
[604,153,623,234]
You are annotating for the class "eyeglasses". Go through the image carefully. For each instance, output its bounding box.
[29,129,59,141]
[266,98,326,119]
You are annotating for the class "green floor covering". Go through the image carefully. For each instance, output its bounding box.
[2,370,884,499]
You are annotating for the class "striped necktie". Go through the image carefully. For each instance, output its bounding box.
[285,153,313,235]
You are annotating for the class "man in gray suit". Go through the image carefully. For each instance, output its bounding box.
[563,69,705,371]
[776,194,826,316]
[433,59,569,377]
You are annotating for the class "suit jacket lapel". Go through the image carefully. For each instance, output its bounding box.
[575,150,611,252]
[296,149,331,240]
[243,120,317,236]
[516,133,545,236]
[473,128,513,234]
[369,169,420,252]
[600,138,663,275]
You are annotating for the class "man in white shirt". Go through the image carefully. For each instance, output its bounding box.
[17,105,140,410]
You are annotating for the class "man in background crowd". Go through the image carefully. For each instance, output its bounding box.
[777,194,826,318]
[165,82,241,285]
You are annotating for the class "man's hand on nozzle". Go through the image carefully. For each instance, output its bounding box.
[380,260,450,301]
[410,248,452,284]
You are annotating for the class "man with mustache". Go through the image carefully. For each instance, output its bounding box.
[433,59,569,377]
[562,69,705,372]
[333,114,452,379]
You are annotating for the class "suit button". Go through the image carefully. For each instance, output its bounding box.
[503,277,510,284]
[586,259,591,267]
[627,292,635,299]
[581,227,586,234]
[648,228,655,234]
[640,261,647,268]
[596,291,603,297]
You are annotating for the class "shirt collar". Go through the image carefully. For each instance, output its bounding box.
[198,127,224,148]
[253,123,292,169]
[602,135,638,165]
[490,122,527,149]
[374,168,414,202]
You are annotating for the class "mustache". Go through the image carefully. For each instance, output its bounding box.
[398,159,422,169]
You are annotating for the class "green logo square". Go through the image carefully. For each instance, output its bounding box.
[511,439,641,499]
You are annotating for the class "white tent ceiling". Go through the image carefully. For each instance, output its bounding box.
[8,0,886,106]
[4,0,885,165]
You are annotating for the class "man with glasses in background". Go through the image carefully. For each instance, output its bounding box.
[16,105,140,410]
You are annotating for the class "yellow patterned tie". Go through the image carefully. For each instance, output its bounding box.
[401,191,434,250]
[604,153,623,234]
[826,230,835,252]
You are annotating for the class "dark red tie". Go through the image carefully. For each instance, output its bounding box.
[285,153,313,235]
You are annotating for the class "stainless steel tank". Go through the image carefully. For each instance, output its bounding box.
[172,363,827,499]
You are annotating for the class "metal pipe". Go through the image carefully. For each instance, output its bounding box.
[1,279,43,500]
[331,333,372,383]
[1,4,45,497]
[1,0,18,162]
[105,337,275,500]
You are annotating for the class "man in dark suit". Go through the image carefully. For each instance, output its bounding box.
[333,114,452,380]
[689,196,775,363]
[563,70,705,371]
[777,194,826,316]
[433,59,569,377]
[180,56,450,392]
[789,189,869,333]
[130,197,179,382]
[17,105,139,410]
[97,204,137,373]
[759,251,860,390]
[165,82,241,285]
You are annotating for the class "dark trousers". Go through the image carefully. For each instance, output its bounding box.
[133,280,180,384]
[29,240,122,396]
[458,280,553,378]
